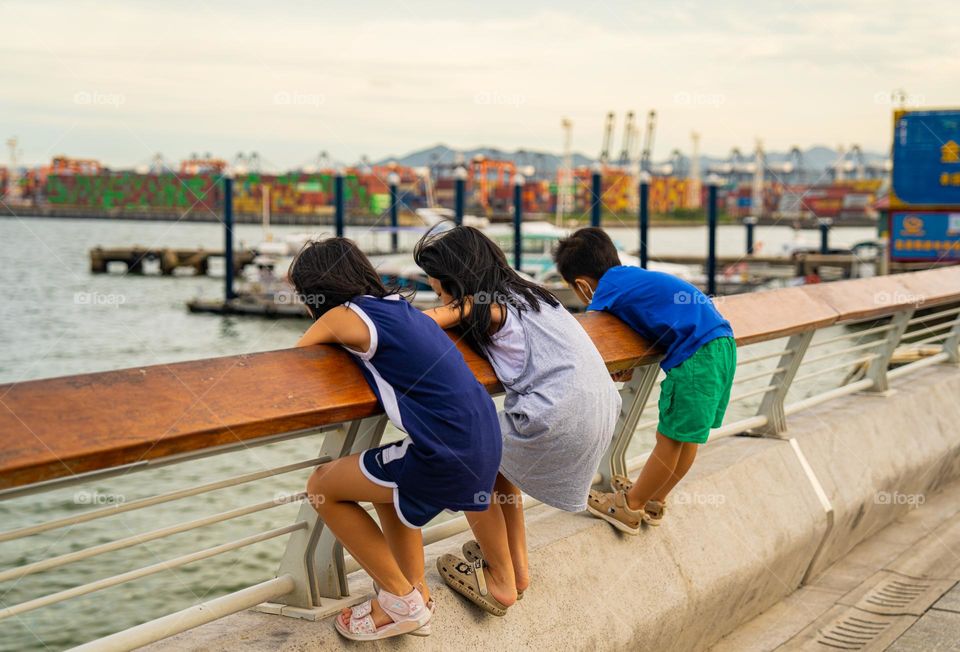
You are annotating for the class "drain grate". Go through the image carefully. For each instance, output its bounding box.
[815,613,896,650]
[851,574,953,617]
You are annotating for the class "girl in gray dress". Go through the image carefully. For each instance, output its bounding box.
[415,226,621,616]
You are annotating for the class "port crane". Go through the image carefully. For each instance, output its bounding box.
[688,132,702,208]
[617,111,640,167]
[639,110,657,174]
[556,118,575,225]
[598,112,616,165]
[751,140,765,218]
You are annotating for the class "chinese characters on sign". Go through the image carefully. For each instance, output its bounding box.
[891,212,960,261]
[892,110,960,206]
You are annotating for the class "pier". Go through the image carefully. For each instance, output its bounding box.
[1,268,958,650]
[89,246,256,276]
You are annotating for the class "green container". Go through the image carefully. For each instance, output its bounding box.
[370,193,391,215]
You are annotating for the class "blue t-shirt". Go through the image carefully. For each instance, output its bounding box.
[588,266,733,371]
[345,295,502,510]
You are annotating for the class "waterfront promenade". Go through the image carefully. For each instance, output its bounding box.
[1,267,958,650]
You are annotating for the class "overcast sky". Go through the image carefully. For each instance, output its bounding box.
[1,0,956,169]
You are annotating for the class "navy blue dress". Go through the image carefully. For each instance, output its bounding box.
[344,295,502,527]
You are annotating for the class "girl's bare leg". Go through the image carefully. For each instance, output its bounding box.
[307,455,415,628]
[651,442,698,503]
[464,498,518,607]
[373,503,430,603]
[495,474,530,593]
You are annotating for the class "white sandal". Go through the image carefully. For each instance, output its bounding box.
[334,586,431,641]
[370,581,435,636]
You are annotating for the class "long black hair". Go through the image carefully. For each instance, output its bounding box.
[414,224,559,348]
[288,237,396,320]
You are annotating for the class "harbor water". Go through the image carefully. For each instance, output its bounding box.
[0,216,877,650]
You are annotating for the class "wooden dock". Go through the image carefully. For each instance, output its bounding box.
[646,252,865,279]
[90,247,256,276]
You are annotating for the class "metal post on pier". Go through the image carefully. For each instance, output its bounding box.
[388,173,400,253]
[223,173,236,301]
[638,172,650,269]
[818,217,832,254]
[744,216,758,255]
[513,174,525,272]
[334,170,345,238]
[454,166,467,226]
[590,163,602,228]
[706,175,720,296]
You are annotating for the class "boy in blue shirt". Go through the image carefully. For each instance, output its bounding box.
[554,227,736,534]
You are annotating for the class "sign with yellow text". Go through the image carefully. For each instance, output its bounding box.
[892,109,960,208]
[889,211,960,261]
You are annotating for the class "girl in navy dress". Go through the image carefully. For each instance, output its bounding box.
[289,238,502,641]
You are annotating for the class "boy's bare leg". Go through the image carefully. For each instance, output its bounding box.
[464,498,519,607]
[651,442,698,503]
[624,432,682,512]
[495,473,530,593]
[307,455,415,628]
[373,503,430,604]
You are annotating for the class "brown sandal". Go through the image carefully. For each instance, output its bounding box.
[436,553,509,616]
[461,540,524,600]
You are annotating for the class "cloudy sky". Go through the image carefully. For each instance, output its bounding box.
[1,0,956,169]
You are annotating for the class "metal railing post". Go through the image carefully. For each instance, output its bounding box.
[597,363,660,488]
[750,330,814,436]
[943,310,960,364]
[864,309,913,393]
[273,415,388,608]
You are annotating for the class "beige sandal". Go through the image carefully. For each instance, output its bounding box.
[586,489,643,535]
[607,477,667,526]
[461,540,524,600]
[643,500,667,526]
[436,553,509,616]
[610,474,633,492]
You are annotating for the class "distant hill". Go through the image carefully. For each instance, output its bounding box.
[373,144,593,175]
[374,143,888,176]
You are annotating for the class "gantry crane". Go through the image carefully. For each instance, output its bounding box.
[639,110,657,174]
[556,118,575,225]
[599,112,616,166]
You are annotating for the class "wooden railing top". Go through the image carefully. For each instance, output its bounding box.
[1,268,957,492]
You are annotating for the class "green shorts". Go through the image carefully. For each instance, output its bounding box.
[657,336,737,444]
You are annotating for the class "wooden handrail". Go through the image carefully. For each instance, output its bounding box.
[1,268,958,491]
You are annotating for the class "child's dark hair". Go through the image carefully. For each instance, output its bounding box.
[288,237,394,319]
[554,227,622,284]
[414,224,559,348]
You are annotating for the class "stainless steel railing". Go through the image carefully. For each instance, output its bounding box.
[1,300,958,651]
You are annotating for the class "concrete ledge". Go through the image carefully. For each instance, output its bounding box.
[148,366,960,652]
[787,364,960,578]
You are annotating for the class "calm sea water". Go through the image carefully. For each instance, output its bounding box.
[0,216,877,650]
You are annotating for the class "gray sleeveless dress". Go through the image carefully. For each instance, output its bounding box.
[483,299,621,512]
